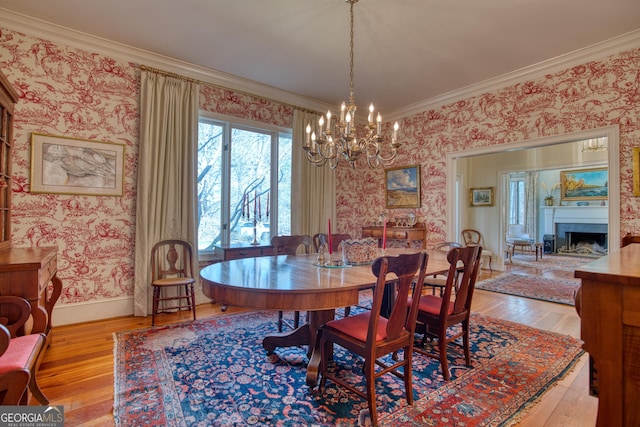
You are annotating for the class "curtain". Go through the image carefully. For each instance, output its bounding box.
[291,110,336,238]
[133,70,200,317]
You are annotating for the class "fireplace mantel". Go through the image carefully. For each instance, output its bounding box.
[541,206,608,235]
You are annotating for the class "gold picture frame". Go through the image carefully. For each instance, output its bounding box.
[469,187,494,207]
[30,133,125,196]
[385,164,421,209]
[634,148,640,197]
[560,167,608,201]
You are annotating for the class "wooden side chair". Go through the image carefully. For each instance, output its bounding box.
[424,241,463,295]
[151,239,197,326]
[313,251,428,426]
[461,229,493,271]
[312,233,352,253]
[271,235,312,332]
[412,245,482,380]
[0,295,48,405]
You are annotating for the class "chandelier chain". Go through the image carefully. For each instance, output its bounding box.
[349,0,355,101]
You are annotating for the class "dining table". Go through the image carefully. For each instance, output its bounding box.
[200,247,451,387]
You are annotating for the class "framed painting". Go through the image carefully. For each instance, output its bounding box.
[385,164,421,209]
[560,167,608,201]
[634,148,640,197]
[469,187,494,207]
[30,133,125,196]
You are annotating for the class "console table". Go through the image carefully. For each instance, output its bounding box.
[575,243,640,426]
[361,222,427,249]
[0,247,62,343]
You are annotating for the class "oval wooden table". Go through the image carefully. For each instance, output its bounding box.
[200,248,449,386]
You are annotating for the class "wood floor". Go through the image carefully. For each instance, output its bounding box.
[33,260,598,426]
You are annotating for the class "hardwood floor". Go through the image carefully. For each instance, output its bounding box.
[33,261,598,426]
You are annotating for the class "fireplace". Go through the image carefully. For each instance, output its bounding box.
[555,222,608,255]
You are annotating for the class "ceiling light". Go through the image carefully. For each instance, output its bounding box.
[302,0,400,169]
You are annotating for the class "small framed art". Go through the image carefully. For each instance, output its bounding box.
[30,133,125,196]
[469,187,494,207]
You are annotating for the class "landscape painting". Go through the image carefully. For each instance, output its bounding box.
[385,165,421,209]
[560,167,608,201]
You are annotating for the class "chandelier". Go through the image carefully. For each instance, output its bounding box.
[302,0,400,169]
[581,137,608,152]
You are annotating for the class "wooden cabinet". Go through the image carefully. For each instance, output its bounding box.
[0,247,62,341]
[214,243,275,261]
[361,222,427,249]
[575,243,640,427]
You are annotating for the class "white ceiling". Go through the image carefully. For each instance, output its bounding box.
[1,0,640,116]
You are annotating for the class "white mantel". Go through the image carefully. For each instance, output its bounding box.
[542,206,608,235]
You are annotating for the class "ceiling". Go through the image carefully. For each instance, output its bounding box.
[1,0,640,116]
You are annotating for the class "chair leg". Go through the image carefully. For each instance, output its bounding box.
[463,320,471,367]
[188,283,196,321]
[152,286,160,326]
[439,330,450,381]
[364,359,378,426]
[277,311,284,332]
[403,347,414,405]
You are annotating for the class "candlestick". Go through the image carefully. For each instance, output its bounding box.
[382,220,387,249]
[328,219,333,255]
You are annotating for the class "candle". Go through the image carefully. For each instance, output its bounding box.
[242,194,246,217]
[382,220,387,249]
[266,191,269,217]
[305,124,311,147]
[340,102,346,122]
[392,121,399,143]
[258,195,261,218]
[254,191,257,216]
[376,113,382,135]
[328,218,332,255]
[326,110,331,133]
[368,103,374,125]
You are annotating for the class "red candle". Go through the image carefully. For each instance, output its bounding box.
[382,220,387,249]
[258,195,261,217]
[254,191,257,216]
[266,192,269,217]
[328,218,333,255]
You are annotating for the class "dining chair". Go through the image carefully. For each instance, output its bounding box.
[312,233,352,253]
[461,229,493,271]
[412,244,482,380]
[271,235,312,332]
[424,241,463,295]
[150,239,197,326]
[314,251,428,426]
[0,295,49,405]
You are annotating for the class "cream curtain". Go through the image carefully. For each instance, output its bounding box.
[133,70,200,317]
[291,110,336,238]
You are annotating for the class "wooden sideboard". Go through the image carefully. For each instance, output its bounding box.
[575,243,640,427]
[361,222,427,249]
[0,247,62,342]
[214,243,276,261]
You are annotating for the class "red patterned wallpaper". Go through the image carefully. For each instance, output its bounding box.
[1,26,639,308]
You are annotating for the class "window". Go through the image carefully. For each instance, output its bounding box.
[197,115,291,252]
[507,173,526,225]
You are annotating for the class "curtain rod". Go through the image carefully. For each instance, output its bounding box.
[139,65,321,115]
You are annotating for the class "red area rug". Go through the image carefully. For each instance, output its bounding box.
[114,310,582,426]
[476,272,580,305]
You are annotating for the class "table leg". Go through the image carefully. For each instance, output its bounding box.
[305,310,336,387]
[262,309,335,357]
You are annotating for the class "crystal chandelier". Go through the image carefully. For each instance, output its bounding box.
[581,137,608,152]
[302,0,400,169]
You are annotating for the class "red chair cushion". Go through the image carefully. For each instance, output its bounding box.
[325,312,389,342]
[0,334,41,374]
[414,295,455,315]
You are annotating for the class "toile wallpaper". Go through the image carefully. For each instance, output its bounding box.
[1,26,639,315]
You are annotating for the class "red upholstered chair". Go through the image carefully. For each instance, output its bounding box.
[424,241,463,295]
[151,239,197,326]
[314,251,428,426]
[0,295,48,405]
[412,245,482,380]
[271,235,312,332]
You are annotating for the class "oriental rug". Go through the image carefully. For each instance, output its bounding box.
[114,310,583,427]
[476,273,580,305]
[508,253,593,272]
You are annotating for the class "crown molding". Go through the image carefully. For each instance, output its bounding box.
[2,8,639,122]
[389,29,640,121]
[0,8,333,114]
